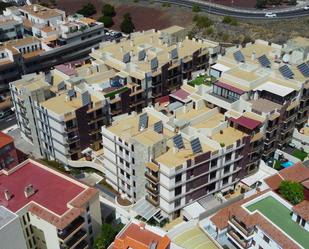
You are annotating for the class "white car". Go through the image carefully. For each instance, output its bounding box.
[265,12,277,18]
[304,5,309,10]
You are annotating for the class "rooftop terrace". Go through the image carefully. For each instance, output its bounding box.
[246,196,309,248]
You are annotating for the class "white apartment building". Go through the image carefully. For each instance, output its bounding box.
[0,158,102,249]
[102,98,263,219]
[0,16,24,41]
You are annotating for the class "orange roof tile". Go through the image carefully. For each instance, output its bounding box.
[293,200,309,221]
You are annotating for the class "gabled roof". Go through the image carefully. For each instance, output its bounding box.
[293,200,309,221]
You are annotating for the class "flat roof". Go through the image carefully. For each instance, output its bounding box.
[192,113,225,129]
[246,196,309,248]
[172,226,219,249]
[0,206,17,229]
[0,161,85,215]
[211,126,244,146]
[254,82,295,97]
[249,98,282,113]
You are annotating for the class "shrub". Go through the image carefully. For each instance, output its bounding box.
[222,16,238,26]
[192,4,201,12]
[76,3,96,17]
[120,13,135,33]
[162,2,171,7]
[206,26,214,35]
[279,180,304,205]
[98,16,114,28]
[102,4,116,17]
[255,0,267,9]
[193,15,213,29]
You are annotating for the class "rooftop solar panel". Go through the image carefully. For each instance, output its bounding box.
[138,49,146,61]
[233,50,245,62]
[171,48,178,60]
[151,57,158,70]
[173,134,184,150]
[67,89,76,98]
[138,113,148,131]
[258,55,271,68]
[123,52,131,63]
[297,63,309,77]
[154,121,163,134]
[190,138,202,154]
[279,65,294,79]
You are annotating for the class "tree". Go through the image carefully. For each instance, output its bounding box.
[94,223,124,249]
[193,15,213,29]
[279,180,304,205]
[192,4,201,12]
[255,0,267,9]
[120,13,135,34]
[102,4,116,17]
[76,3,97,17]
[98,16,114,28]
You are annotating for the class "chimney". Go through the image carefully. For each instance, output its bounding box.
[251,51,256,61]
[4,189,13,201]
[24,184,35,198]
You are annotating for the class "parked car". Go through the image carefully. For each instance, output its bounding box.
[265,12,277,18]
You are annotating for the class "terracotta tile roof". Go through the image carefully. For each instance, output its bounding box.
[301,179,309,189]
[230,116,261,130]
[264,162,309,190]
[210,190,300,249]
[0,131,13,148]
[293,200,309,221]
[113,223,170,249]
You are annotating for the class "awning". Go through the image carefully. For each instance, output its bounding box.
[132,198,160,221]
[215,81,246,95]
[211,63,230,72]
[183,202,205,220]
[145,162,159,172]
[254,82,295,97]
[230,116,261,130]
[169,89,191,103]
[168,101,183,112]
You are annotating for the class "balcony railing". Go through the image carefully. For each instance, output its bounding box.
[145,183,159,195]
[146,195,159,207]
[230,217,254,237]
[66,230,87,248]
[74,239,89,249]
[227,229,249,249]
[58,216,85,241]
[145,172,159,183]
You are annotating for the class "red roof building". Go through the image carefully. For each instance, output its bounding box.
[0,131,19,170]
[111,221,170,249]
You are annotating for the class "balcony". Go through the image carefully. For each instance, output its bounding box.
[145,183,159,195]
[229,217,254,238]
[66,230,87,248]
[75,239,89,249]
[58,216,85,241]
[145,172,159,183]
[146,195,159,207]
[65,125,78,132]
[67,135,79,143]
[227,229,249,249]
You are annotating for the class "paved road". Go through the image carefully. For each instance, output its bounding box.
[154,0,309,19]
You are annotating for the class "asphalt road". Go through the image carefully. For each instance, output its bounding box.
[154,0,309,19]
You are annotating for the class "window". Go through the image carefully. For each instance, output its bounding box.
[134,192,136,198]
[120,169,124,175]
[258,246,263,249]
[125,150,129,156]
[211,159,217,168]
[175,198,181,207]
[222,176,229,185]
[263,235,270,243]
[133,170,135,176]
[252,240,256,246]
[175,186,182,196]
[132,158,135,164]
[131,145,134,151]
[210,171,216,180]
[89,226,93,235]
[133,181,136,187]
[224,165,230,174]
[126,173,130,180]
[127,184,131,190]
[225,153,232,162]
[119,158,124,164]
[119,147,123,152]
[87,214,91,224]
[86,206,90,212]
[175,173,182,183]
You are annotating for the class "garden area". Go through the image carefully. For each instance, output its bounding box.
[188,74,216,87]
[291,149,308,161]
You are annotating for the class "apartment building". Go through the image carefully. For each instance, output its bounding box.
[0,131,19,169]
[0,16,24,41]
[202,38,309,161]
[108,220,171,249]
[10,66,110,164]
[0,158,102,249]
[90,26,220,115]
[209,163,309,249]
[0,4,105,93]
[101,94,263,218]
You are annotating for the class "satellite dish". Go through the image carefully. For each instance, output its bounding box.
[282,54,290,63]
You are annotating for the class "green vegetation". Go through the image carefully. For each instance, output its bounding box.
[0,2,12,14]
[220,142,225,147]
[102,4,116,17]
[193,15,213,29]
[192,4,201,13]
[162,2,171,7]
[292,149,308,161]
[256,0,296,8]
[279,180,304,205]
[120,13,135,34]
[41,158,67,173]
[104,87,129,98]
[255,0,267,9]
[94,223,124,249]
[222,16,238,26]
[188,75,216,87]
[247,196,309,248]
[274,160,282,170]
[98,16,114,28]
[76,3,97,17]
